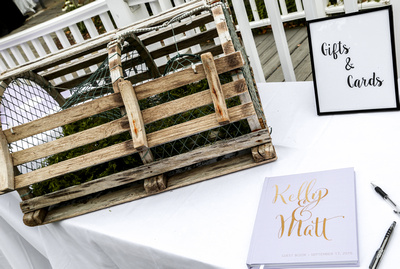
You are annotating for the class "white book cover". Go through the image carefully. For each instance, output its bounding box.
[247,168,359,268]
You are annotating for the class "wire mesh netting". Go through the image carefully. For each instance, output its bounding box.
[0,77,63,174]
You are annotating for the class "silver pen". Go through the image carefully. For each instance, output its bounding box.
[371,183,400,215]
[369,221,396,269]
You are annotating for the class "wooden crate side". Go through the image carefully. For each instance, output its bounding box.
[135,51,244,100]
[32,141,276,225]
[14,102,257,189]
[20,129,271,214]
[3,93,124,143]
[12,78,247,166]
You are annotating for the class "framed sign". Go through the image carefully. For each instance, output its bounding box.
[307,6,399,115]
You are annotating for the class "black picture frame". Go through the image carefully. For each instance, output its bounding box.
[307,6,399,115]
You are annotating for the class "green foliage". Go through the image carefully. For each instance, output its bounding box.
[31,115,142,196]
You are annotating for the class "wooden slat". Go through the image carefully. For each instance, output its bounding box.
[143,78,247,124]
[13,79,247,165]
[0,129,14,192]
[1,81,14,192]
[20,128,271,214]
[12,117,130,165]
[39,146,276,224]
[3,93,124,143]
[210,5,263,132]
[211,5,235,55]
[119,80,148,150]
[41,52,106,80]
[201,52,230,125]
[150,28,218,60]
[135,51,244,100]
[108,41,124,93]
[140,13,214,46]
[15,102,257,189]
[144,174,167,194]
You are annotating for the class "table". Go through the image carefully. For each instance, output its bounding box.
[1,81,400,268]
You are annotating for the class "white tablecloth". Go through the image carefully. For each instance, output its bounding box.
[1,81,400,268]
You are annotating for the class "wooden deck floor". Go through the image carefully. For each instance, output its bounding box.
[254,26,313,82]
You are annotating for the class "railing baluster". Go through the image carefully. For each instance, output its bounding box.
[69,24,85,44]
[56,30,72,49]
[249,0,261,21]
[83,18,99,38]
[0,57,8,72]
[295,0,303,12]
[20,43,36,61]
[10,47,26,66]
[278,0,288,15]
[99,12,115,32]
[0,50,16,68]
[149,1,162,14]
[31,38,47,58]
[43,34,59,53]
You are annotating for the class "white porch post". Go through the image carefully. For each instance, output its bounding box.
[302,0,327,20]
[105,0,136,28]
[231,0,265,83]
[343,0,358,14]
[392,1,400,78]
[263,0,296,81]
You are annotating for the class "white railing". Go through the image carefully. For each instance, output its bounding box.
[229,0,397,82]
[0,0,192,73]
[0,0,398,82]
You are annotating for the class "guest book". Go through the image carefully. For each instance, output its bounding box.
[247,168,359,268]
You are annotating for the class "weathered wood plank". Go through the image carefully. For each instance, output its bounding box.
[37,141,276,224]
[212,5,235,55]
[150,28,218,60]
[15,102,257,189]
[119,80,148,150]
[251,143,276,163]
[108,40,124,93]
[41,52,107,81]
[12,117,130,165]
[201,52,230,125]
[13,79,247,165]
[0,129,14,192]
[140,13,214,46]
[144,174,167,194]
[20,129,271,213]
[3,93,124,143]
[143,78,247,124]
[135,51,244,100]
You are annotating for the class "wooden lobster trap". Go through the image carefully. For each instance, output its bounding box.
[0,0,276,226]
